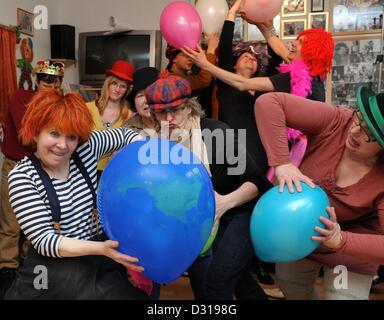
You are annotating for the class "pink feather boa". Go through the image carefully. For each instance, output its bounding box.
[277,60,313,141]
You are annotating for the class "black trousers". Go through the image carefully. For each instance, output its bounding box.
[5,246,148,300]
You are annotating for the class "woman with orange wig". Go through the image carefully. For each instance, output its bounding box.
[5,89,148,300]
[182,16,334,181]
[182,27,334,102]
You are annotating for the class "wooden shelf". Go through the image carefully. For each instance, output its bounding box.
[50,58,77,67]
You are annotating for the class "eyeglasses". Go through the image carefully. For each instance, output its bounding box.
[152,105,187,117]
[352,110,377,143]
[110,80,129,91]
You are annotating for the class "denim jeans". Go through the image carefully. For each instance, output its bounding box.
[188,249,213,300]
[205,211,267,300]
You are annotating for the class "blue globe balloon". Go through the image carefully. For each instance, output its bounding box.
[98,138,215,284]
[250,183,330,263]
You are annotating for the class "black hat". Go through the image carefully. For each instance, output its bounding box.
[126,67,159,108]
[356,86,384,148]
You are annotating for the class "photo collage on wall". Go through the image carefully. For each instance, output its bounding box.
[331,38,383,107]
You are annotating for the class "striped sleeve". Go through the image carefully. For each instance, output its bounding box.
[8,169,64,257]
[87,127,141,161]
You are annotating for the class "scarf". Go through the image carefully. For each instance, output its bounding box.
[266,60,312,183]
[277,59,313,141]
[162,116,211,176]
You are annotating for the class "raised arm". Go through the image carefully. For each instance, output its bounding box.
[182,45,274,92]
[242,16,290,63]
[255,92,342,192]
[186,33,219,90]
[218,0,242,70]
[255,92,339,166]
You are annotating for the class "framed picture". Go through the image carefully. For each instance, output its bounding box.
[332,0,384,34]
[281,19,306,39]
[17,8,34,36]
[331,36,383,107]
[309,12,329,31]
[311,0,324,12]
[281,0,307,17]
[246,15,281,40]
[233,15,245,41]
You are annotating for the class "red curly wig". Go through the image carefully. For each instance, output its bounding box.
[298,28,334,79]
[21,89,93,147]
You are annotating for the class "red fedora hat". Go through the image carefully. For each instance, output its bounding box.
[106,60,134,82]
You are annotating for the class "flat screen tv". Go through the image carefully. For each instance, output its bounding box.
[78,30,162,86]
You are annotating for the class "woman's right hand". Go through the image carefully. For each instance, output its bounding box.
[274,163,315,193]
[103,240,144,272]
[181,44,209,70]
[206,33,220,54]
[228,0,243,19]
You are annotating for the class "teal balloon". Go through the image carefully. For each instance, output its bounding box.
[250,183,330,263]
[98,138,215,284]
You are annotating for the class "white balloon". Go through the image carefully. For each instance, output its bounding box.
[196,0,229,35]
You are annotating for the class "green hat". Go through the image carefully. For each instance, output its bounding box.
[356,86,384,148]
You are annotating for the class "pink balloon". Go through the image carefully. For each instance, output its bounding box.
[160,1,202,49]
[243,0,283,23]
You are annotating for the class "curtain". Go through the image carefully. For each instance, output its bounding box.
[0,27,17,127]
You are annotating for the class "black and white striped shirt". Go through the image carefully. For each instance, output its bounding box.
[8,127,139,258]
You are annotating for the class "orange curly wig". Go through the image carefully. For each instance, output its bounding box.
[21,89,93,146]
[298,28,334,79]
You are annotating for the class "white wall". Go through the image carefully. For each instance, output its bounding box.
[0,0,188,86]
[0,0,59,82]
[55,0,180,85]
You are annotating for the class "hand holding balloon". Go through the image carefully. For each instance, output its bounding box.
[242,0,283,23]
[205,33,220,54]
[312,207,343,249]
[274,163,315,193]
[102,240,144,272]
[250,183,330,262]
[160,1,202,49]
[182,44,209,70]
[227,0,244,20]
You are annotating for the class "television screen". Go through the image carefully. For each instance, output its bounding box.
[85,34,150,74]
[79,30,162,86]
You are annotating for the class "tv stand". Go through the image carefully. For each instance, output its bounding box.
[50,58,77,67]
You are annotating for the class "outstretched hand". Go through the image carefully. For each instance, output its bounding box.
[229,0,244,15]
[103,240,144,272]
[274,163,315,193]
[181,44,209,69]
[312,207,342,249]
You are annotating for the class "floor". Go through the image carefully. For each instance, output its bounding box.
[159,273,384,300]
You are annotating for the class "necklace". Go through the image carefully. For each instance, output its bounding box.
[103,121,112,129]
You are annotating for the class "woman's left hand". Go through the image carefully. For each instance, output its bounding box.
[181,44,209,69]
[211,192,231,235]
[103,240,145,272]
[312,207,342,249]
